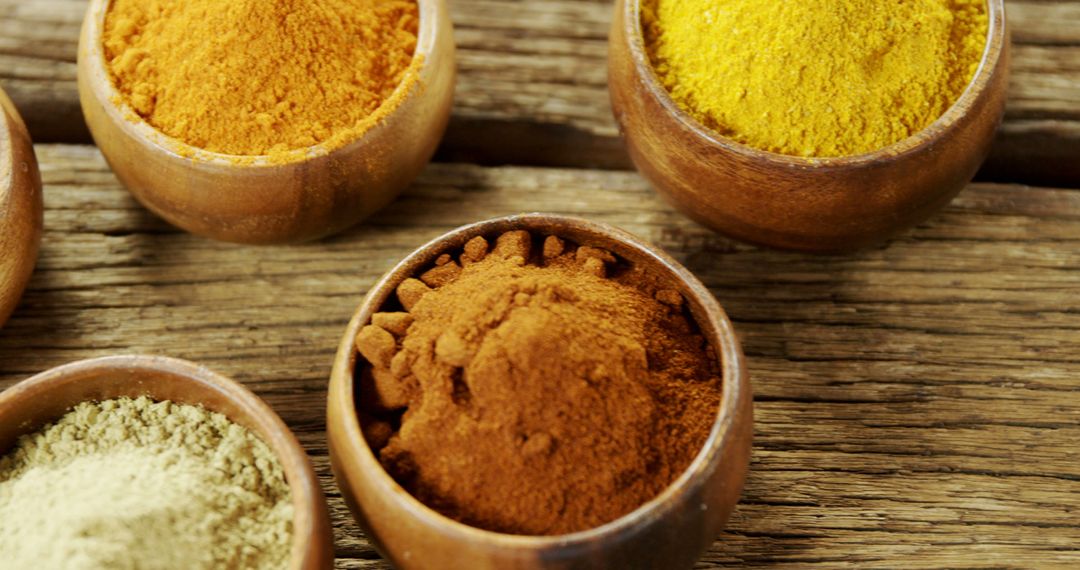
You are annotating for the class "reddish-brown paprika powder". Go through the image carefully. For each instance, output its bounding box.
[355,230,722,535]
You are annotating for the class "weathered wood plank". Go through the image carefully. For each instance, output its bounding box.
[0,144,1077,567]
[1,1,1079,186]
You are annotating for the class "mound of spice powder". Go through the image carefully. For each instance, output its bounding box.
[354,230,722,535]
[103,0,419,157]
[0,397,292,569]
[642,0,989,157]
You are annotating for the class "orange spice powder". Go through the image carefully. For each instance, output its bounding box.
[103,0,419,159]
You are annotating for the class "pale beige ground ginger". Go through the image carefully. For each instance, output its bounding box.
[0,396,293,569]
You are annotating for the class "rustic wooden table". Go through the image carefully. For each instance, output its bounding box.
[2,1,1078,567]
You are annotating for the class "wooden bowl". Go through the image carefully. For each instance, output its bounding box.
[327,214,753,570]
[77,0,455,244]
[0,88,42,328]
[609,0,1010,252]
[0,355,333,569]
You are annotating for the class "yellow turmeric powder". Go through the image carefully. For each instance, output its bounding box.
[642,0,988,157]
[103,0,419,158]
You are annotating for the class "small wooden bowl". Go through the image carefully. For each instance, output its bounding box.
[0,88,42,328]
[0,355,333,569]
[77,0,455,244]
[609,0,1010,252]
[327,214,753,570]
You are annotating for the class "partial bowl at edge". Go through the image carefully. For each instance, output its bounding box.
[0,88,43,328]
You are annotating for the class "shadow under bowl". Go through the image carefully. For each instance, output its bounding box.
[609,0,1010,252]
[327,213,753,570]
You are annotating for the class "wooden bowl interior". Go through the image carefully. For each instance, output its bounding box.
[0,355,333,570]
[621,0,1008,167]
[330,213,750,559]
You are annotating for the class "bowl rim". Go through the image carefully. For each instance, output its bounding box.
[80,0,440,167]
[621,0,1008,167]
[0,98,11,203]
[330,213,751,549]
[0,88,28,203]
[0,354,329,570]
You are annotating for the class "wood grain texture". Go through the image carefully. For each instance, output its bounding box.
[1,0,1079,186]
[1,144,1077,568]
